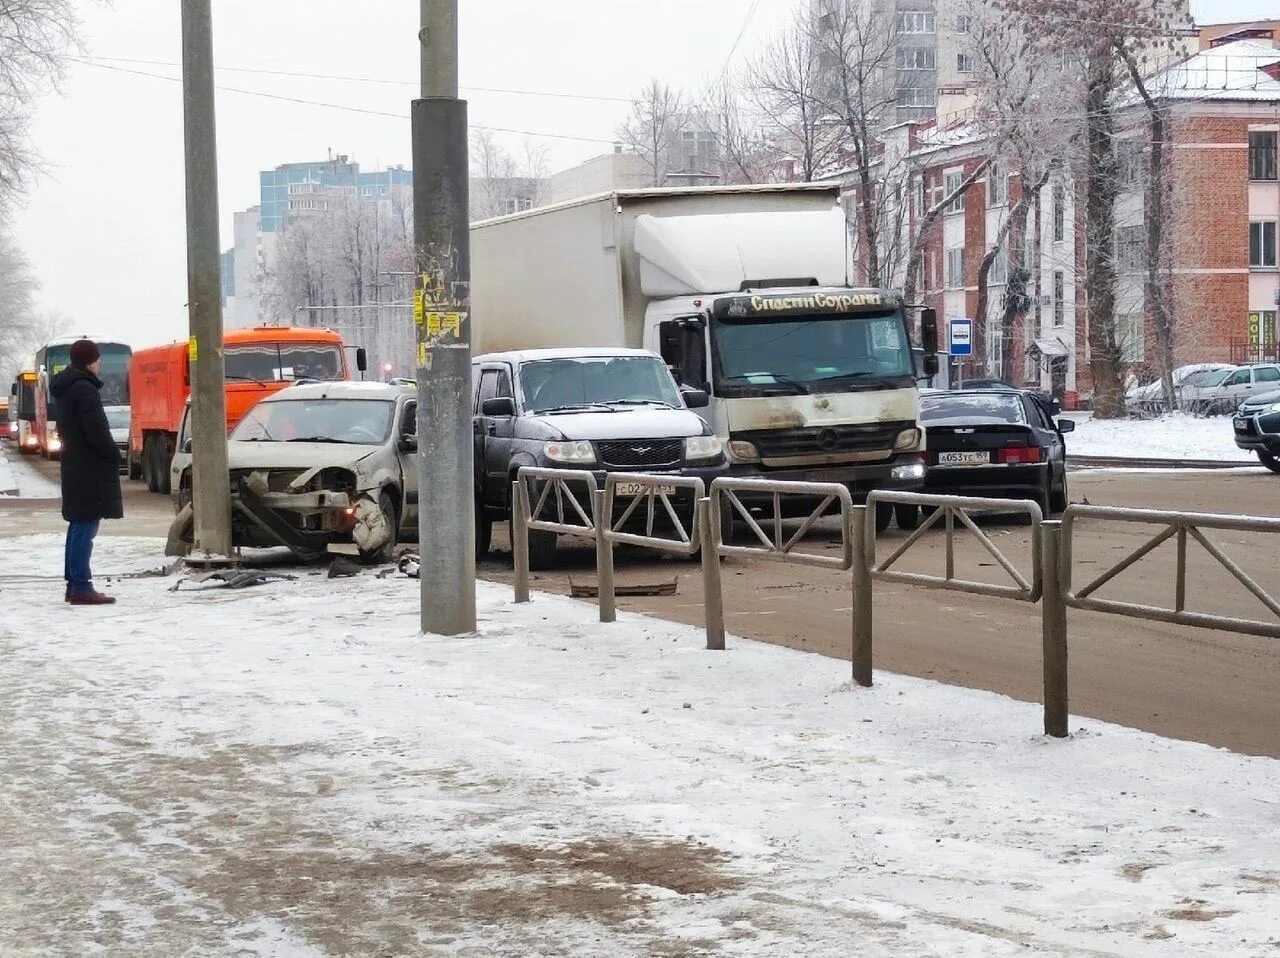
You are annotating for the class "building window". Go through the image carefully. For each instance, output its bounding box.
[956,14,972,33]
[1052,181,1065,242]
[1053,271,1065,326]
[1249,131,1277,181]
[946,248,965,288]
[987,162,1006,206]
[1116,140,1143,188]
[897,87,935,107]
[944,171,964,214]
[1250,221,1278,268]
[898,11,935,33]
[1116,224,1145,272]
[988,245,1007,285]
[988,319,1003,374]
[957,53,974,74]
[1118,313,1144,364]
[897,48,936,70]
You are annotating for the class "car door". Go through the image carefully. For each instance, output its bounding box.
[1219,367,1253,410]
[398,399,418,529]
[1253,365,1280,398]
[1025,396,1064,485]
[479,365,518,506]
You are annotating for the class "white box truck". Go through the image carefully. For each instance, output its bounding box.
[471,184,939,527]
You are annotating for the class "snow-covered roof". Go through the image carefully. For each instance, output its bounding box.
[474,347,661,364]
[1133,39,1280,103]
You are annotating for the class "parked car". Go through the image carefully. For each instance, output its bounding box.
[105,405,130,474]
[169,381,419,563]
[1176,367,1236,414]
[1231,388,1280,473]
[1203,363,1280,416]
[903,389,1074,525]
[1125,363,1235,415]
[471,348,728,568]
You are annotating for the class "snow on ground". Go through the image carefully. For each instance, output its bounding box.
[1067,412,1254,462]
[1,535,1278,957]
[0,442,61,498]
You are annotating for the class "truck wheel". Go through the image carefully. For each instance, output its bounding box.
[894,503,920,531]
[144,436,160,493]
[128,450,142,481]
[358,493,399,565]
[528,529,558,571]
[156,438,173,495]
[874,502,893,535]
[1258,451,1280,475]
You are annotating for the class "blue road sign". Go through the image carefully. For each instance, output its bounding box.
[949,318,973,356]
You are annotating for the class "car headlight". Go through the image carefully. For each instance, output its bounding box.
[892,461,926,481]
[895,427,922,451]
[728,440,760,463]
[684,435,724,463]
[1268,402,1280,414]
[544,439,596,464]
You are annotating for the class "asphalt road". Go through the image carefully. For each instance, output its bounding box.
[7,450,1279,757]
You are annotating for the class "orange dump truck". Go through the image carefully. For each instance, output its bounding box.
[129,326,365,493]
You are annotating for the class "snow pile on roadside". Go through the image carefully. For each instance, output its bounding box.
[0,444,61,498]
[1068,412,1254,462]
[0,448,15,495]
[1,535,1277,956]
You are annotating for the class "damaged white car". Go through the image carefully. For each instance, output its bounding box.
[168,382,418,562]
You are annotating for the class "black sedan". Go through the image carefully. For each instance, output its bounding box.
[1231,388,1280,473]
[902,389,1074,524]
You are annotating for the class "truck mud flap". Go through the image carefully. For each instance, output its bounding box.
[235,476,330,561]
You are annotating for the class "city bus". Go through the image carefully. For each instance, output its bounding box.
[34,336,133,459]
[10,371,39,453]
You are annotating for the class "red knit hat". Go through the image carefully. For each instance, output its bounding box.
[69,339,101,369]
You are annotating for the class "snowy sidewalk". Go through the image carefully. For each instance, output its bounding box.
[1067,413,1254,462]
[1,535,1277,956]
[0,442,61,498]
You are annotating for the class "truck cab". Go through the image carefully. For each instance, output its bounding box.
[471,348,727,567]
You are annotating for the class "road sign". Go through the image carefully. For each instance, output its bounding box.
[949,318,973,356]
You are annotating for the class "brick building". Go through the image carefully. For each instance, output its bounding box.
[841,40,1280,408]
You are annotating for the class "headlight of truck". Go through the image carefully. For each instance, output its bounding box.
[728,440,760,463]
[684,435,724,463]
[895,427,922,451]
[544,440,596,464]
[892,462,926,481]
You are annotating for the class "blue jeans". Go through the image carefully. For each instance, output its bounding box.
[65,520,101,596]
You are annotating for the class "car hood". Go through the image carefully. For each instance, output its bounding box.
[225,440,383,471]
[1240,389,1280,411]
[529,407,707,440]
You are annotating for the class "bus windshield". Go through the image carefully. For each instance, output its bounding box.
[225,343,344,383]
[44,343,132,408]
[712,309,914,397]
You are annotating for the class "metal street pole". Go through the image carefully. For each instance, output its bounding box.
[414,0,476,634]
[180,0,232,558]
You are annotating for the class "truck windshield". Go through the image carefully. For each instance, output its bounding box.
[231,399,394,444]
[520,356,683,413]
[712,310,914,396]
[226,343,344,383]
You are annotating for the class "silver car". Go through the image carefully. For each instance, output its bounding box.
[1204,364,1280,416]
[169,382,419,562]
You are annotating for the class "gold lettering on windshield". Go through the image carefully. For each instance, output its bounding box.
[749,292,884,313]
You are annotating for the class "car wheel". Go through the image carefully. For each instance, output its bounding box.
[528,529,558,571]
[874,501,893,535]
[1034,474,1052,518]
[358,492,399,565]
[475,498,493,559]
[1050,476,1069,514]
[1258,451,1280,475]
[894,503,920,531]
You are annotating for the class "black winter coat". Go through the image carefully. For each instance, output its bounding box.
[51,367,123,522]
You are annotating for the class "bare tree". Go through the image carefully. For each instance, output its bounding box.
[617,79,686,187]
[0,0,86,205]
[470,129,548,219]
[749,20,842,182]
[706,77,777,185]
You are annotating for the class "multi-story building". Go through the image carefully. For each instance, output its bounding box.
[841,39,1280,408]
[257,155,412,234]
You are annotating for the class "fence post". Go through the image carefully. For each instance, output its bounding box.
[699,497,726,650]
[512,480,530,604]
[851,505,874,687]
[594,488,616,623]
[1041,520,1069,737]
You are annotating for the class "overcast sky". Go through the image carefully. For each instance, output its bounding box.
[10,0,1278,350]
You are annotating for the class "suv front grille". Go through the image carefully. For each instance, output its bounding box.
[596,439,683,470]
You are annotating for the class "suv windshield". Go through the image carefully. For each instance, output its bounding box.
[922,393,1026,425]
[231,399,394,444]
[520,356,682,413]
[713,310,913,396]
[226,343,344,383]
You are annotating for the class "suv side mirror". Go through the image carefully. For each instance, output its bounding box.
[183,438,193,454]
[481,397,516,417]
[399,434,418,452]
[682,388,710,409]
[920,307,939,355]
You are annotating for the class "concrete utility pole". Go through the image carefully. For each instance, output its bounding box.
[180,0,233,558]
[414,0,476,634]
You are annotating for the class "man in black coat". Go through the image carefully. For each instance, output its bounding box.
[51,339,123,605]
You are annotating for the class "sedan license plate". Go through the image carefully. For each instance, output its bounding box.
[615,482,677,497]
[937,451,990,466]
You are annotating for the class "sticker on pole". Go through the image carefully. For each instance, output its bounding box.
[188,336,198,362]
[949,318,973,356]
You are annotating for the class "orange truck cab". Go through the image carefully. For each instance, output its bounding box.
[128,326,365,493]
